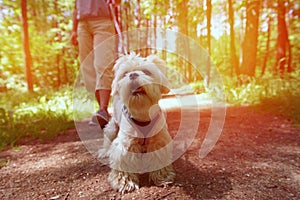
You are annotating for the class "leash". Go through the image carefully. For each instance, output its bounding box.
[108,1,128,55]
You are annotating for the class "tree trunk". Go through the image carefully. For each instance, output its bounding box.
[54,1,61,88]
[123,0,130,53]
[228,0,239,76]
[136,0,141,55]
[203,0,212,86]
[261,16,272,76]
[240,0,261,78]
[206,0,212,55]
[62,48,68,84]
[153,7,157,55]
[177,0,191,82]
[275,0,291,76]
[21,0,33,92]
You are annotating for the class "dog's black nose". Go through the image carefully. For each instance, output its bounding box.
[129,73,139,80]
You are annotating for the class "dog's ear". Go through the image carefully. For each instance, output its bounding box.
[146,55,170,94]
[111,55,128,96]
[113,54,128,72]
[146,55,166,72]
[160,79,170,94]
[111,77,118,96]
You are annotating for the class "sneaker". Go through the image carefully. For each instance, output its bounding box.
[89,109,110,129]
[88,116,98,126]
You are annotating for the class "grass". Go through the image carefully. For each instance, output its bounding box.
[0,87,75,150]
[191,72,300,125]
[225,75,300,125]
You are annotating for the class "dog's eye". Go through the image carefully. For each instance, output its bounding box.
[142,69,152,76]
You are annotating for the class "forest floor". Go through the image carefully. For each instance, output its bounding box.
[0,95,300,200]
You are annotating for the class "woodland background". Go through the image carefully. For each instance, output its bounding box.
[0,0,299,149]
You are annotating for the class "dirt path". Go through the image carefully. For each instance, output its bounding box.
[0,104,299,200]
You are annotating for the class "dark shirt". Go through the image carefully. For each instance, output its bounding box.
[76,0,110,20]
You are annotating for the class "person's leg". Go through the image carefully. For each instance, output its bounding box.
[94,89,111,128]
[94,90,101,109]
[77,21,96,93]
[78,21,101,126]
[95,89,111,113]
[91,19,115,128]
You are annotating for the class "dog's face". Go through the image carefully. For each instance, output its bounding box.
[112,53,170,121]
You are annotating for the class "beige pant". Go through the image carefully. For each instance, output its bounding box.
[78,19,115,92]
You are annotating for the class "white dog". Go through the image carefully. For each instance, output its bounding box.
[99,53,176,193]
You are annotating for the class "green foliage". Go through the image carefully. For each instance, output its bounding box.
[222,73,300,106]
[1,0,300,91]
[191,70,300,124]
[0,87,75,150]
[0,0,78,91]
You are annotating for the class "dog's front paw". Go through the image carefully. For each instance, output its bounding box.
[149,165,176,187]
[98,148,108,159]
[108,169,139,194]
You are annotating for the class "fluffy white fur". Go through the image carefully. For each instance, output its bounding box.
[99,53,176,193]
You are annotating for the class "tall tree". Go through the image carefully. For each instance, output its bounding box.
[261,16,272,76]
[228,0,239,76]
[206,0,212,55]
[21,0,33,92]
[240,0,261,77]
[275,0,292,76]
[176,0,192,82]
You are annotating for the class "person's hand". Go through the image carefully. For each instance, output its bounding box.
[71,31,78,46]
